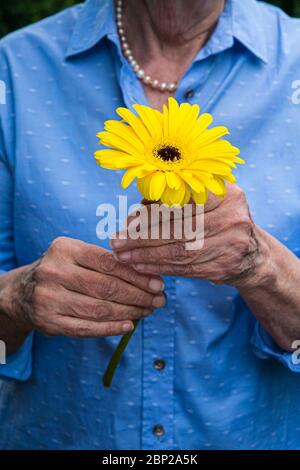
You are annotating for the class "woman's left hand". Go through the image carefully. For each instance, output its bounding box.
[111,185,270,290]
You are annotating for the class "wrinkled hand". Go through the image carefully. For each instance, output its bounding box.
[6,237,165,338]
[112,185,266,288]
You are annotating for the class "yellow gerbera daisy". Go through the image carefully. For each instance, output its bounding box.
[95,97,244,206]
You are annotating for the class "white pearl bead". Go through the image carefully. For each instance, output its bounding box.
[116,0,178,93]
[137,69,145,78]
[167,83,177,92]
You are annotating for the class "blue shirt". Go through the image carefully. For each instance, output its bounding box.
[0,0,300,450]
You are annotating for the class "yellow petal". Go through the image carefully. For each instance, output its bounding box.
[162,104,169,138]
[121,165,156,189]
[104,120,144,153]
[167,97,180,139]
[116,107,150,142]
[192,189,208,205]
[161,180,187,207]
[192,140,241,159]
[205,177,226,197]
[149,171,167,201]
[137,173,153,200]
[182,113,213,145]
[187,160,236,173]
[94,149,141,169]
[97,131,142,155]
[179,171,205,193]
[190,126,230,151]
[222,173,236,184]
[182,185,191,205]
[132,104,163,138]
[121,167,140,189]
[166,172,182,189]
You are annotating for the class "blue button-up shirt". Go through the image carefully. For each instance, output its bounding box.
[1,0,300,450]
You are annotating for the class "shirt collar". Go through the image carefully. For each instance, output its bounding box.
[66,0,268,64]
[231,0,268,63]
[66,0,115,58]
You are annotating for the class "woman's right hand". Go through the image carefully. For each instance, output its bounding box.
[1,237,165,342]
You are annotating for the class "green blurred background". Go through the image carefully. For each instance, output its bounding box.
[0,0,300,38]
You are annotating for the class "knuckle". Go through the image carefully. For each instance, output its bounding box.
[130,247,153,263]
[49,236,67,254]
[122,266,140,285]
[99,251,118,273]
[74,271,91,294]
[171,243,188,260]
[233,185,245,200]
[91,301,112,320]
[74,324,91,338]
[35,259,56,283]
[171,263,189,275]
[99,277,118,300]
[141,247,156,262]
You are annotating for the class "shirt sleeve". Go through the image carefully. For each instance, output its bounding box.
[0,329,33,382]
[0,44,33,382]
[251,322,300,372]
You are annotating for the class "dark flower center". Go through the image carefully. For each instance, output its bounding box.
[156,145,181,162]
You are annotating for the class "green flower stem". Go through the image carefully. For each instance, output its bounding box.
[102,319,140,388]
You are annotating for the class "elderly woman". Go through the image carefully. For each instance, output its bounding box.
[0,0,300,450]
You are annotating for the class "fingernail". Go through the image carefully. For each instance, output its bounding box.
[152,295,166,308]
[117,251,131,261]
[149,279,165,292]
[111,239,127,249]
[123,322,133,333]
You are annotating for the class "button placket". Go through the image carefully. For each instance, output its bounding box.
[141,278,176,450]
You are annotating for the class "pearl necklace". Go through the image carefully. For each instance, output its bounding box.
[115,0,178,92]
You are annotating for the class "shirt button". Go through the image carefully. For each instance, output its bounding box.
[184,88,195,100]
[154,359,166,371]
[153,424,165,437]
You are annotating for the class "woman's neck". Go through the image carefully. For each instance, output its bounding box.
[117,0,225,109]
[123,0,224,62]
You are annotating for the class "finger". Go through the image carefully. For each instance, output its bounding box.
[72,243,165,294]
[132,263,195,276]
[58,288,153,322]
[48,315,135,338]
[111,209,200,252]
[111,232,178,252]
[114,242,198,265]
[131,261,213,277]
[60,264,166,309]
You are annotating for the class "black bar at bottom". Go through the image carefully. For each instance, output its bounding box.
[0,449,296,465]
